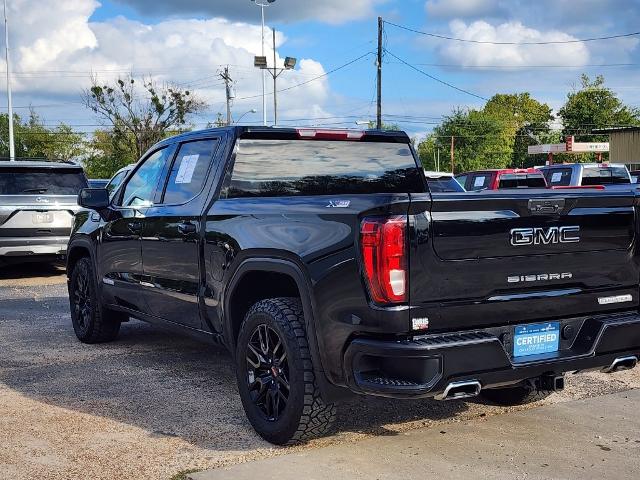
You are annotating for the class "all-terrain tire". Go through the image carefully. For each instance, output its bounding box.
[235,297,337,445]
[481,385,553,406]
[69,257,125,343]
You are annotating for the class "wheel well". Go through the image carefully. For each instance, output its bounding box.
[67,247,90,277]
[228,270,301,346]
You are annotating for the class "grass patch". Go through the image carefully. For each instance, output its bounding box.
[170,469,201,480]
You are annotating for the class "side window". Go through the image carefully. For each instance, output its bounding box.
[119,148,171,207]
[455,174,468,189]
[545,168,572,187]
[162,139,218,205]
[469,174,490,191]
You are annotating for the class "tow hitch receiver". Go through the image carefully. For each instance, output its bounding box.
[538,374,565,392]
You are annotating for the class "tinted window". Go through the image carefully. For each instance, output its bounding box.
[106,170,127,198]
[427,177,465,192]
[455,174,468,189]
[544,168,572,186]
[498,174,547,189]
[119,148,171,207]
[163,140,217,204]
[582,166,630,185]
[227,139,424,198]
[469,174,492,191]
[0,168,88,195]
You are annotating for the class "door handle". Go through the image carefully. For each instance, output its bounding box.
[127,221,143,234]
[178,222,197,235]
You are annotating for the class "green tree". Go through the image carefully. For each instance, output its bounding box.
[483,93,554,168]
[367,121,400,131]
[558,74,640,161]
[82,129,138,179]
[83,75,206,160]
[417,93,554,171]
[417,108,509,173]
[0,111,85,160]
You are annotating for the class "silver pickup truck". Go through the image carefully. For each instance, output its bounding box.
[539,163,632,188]
[0,161,88,264]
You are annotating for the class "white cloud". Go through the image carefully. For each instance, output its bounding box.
[113,0,386,25]
[436,21,591,67]
[3,0,334,125]
[426,0,502,19]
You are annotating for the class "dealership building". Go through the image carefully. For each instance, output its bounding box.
[593,126,640,170]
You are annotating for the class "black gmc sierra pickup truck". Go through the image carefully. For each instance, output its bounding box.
[68,126,640,445]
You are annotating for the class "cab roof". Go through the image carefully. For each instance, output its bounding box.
[155,126,411,148]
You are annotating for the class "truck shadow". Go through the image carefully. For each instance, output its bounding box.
[0,293,469,454]
[0,261,65,281]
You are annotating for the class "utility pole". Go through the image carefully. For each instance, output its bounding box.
[273,29,277,126]
[376,16,383,130]
[450,136,455,173]
[3,0,14,160]
[219,66,234,126]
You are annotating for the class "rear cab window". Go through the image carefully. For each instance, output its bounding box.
[0,167,88,195]
[581,166,630,185]
[498,173,547,189]
[225,139,424,198]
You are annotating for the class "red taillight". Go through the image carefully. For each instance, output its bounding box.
[360,216,407,304]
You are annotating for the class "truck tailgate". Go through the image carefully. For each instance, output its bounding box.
[409,190,640,332]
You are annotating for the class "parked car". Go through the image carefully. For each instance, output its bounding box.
[105,164,135,198]
[0,161,88,264]
[630,170,640,183]
[539,163,632,188]
[456,168,547,191]
[423,170,465,192]
[88,179,109,189]
[68,127,640,445]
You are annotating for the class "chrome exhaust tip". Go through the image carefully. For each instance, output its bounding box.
[435,380,482,401]
[602,356,638,374]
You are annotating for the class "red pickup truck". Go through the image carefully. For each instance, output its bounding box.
[456,168,548,191]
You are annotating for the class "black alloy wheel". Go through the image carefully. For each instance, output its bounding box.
[235,297,337,445]
[246,324,290,421]
[72,264,92,336]
[69,257,123,343]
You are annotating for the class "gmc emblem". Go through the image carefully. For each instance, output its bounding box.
[510,226,580,246]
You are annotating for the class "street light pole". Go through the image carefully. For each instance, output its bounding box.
[273,29,277,126]
[235,108,258,124]
[261,5,266,126]
[3,0,14,160]
[252,0,276,126]
[253,35,296,127]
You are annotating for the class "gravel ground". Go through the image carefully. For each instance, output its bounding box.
[0,263,639,480]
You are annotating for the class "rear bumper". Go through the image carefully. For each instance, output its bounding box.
[0,237,69,258]
[343,311,640,399]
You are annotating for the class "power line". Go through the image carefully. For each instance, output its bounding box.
[385,62,640,69]
[384,49,488,101]
[384,20,640,45]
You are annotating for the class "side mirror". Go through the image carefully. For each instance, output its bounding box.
[78,188,110,211]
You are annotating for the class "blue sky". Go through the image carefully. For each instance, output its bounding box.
[3,0,640,138]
